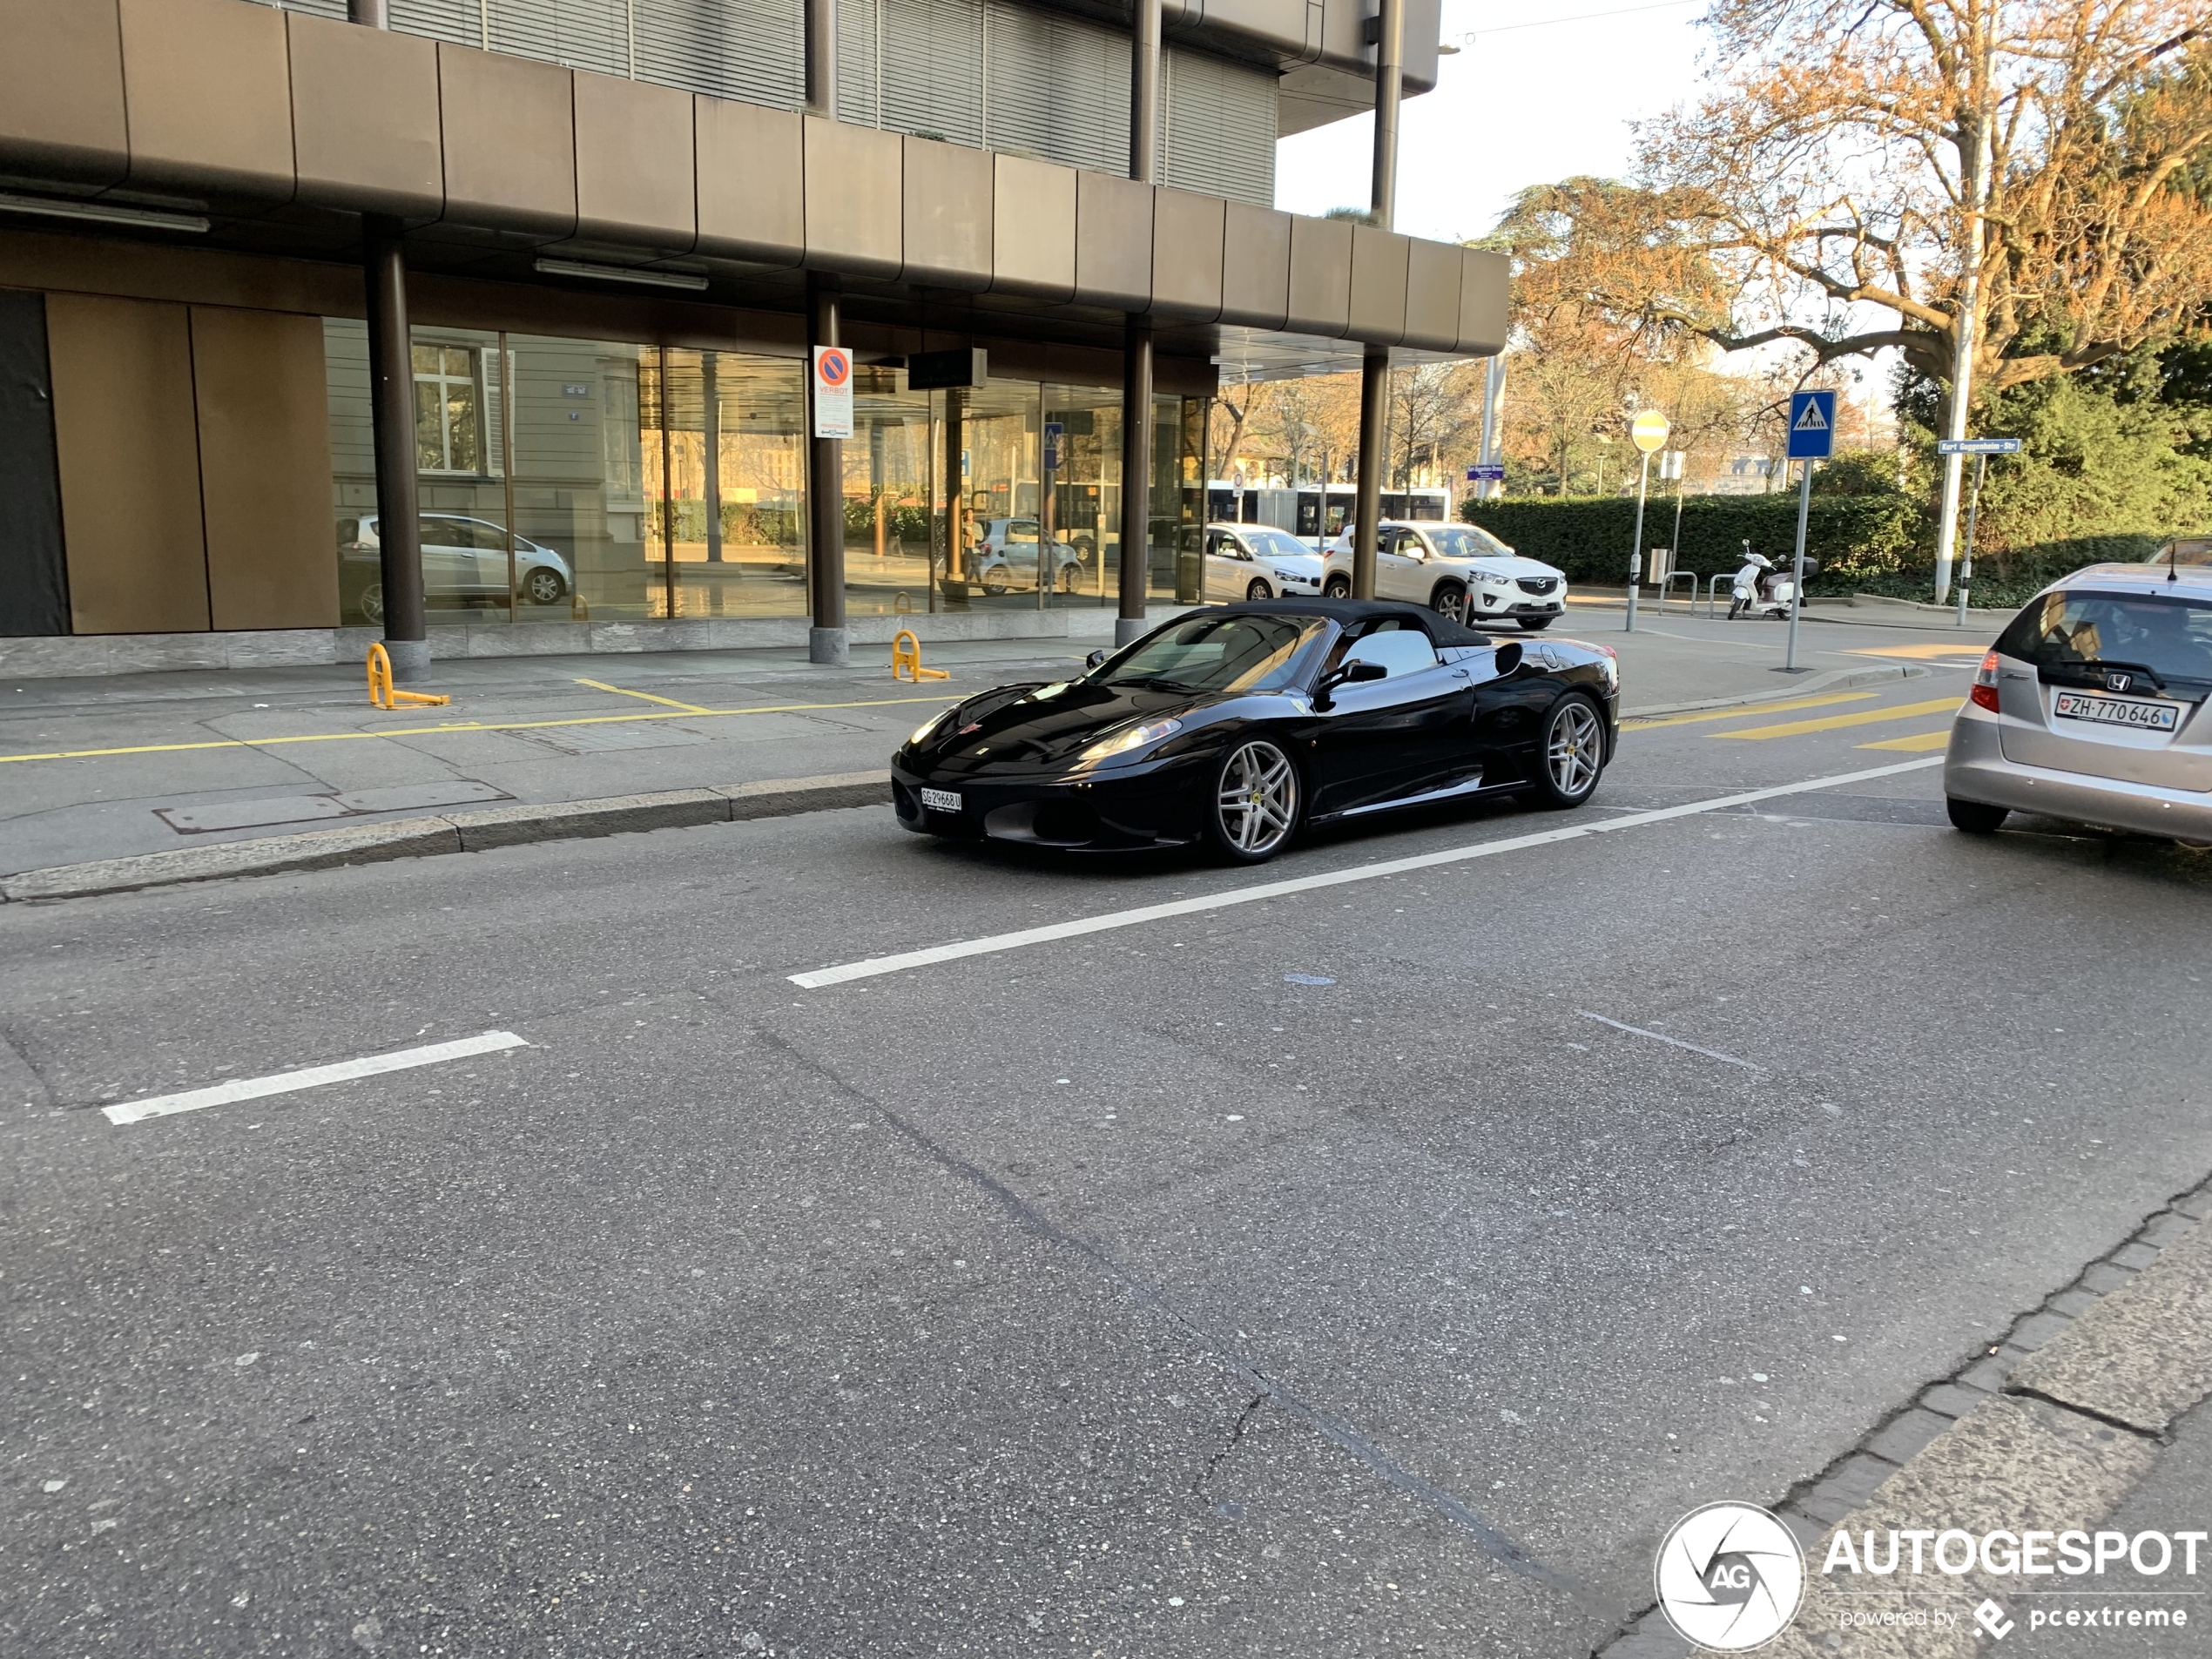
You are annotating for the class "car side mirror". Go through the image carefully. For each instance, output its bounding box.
[1492,642,1524,675]
[1085,649,1108,669]
[1313,658,1387,710]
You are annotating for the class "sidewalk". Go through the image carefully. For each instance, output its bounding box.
[0,610,1969,888]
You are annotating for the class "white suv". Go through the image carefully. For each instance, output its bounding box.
[1321,521,1568,630]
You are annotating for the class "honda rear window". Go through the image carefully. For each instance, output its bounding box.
[1998,592,2212,687]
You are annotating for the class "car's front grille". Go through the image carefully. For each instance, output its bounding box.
[1517,577,1560,596]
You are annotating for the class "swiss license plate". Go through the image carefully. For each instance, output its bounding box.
[2053,691,2179,732]
[920,786,963,813]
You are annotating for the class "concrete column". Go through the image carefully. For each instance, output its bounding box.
[1130,0,1162,185]
[1369,0,1404,227]
[806,0,837,116]
[362,214,428,677]
[806,280,848,665]
[1116,320,1153,647]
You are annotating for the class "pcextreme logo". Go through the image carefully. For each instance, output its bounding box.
[1655,1502,1807,1650]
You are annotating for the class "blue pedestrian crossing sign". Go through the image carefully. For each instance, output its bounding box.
[1786,389,1837,460]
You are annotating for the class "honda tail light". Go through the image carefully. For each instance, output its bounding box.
[1969,651,2000,712]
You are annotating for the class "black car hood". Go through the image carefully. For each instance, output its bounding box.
[914,679,1216,775]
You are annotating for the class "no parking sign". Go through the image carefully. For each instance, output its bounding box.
[812,346,853,439]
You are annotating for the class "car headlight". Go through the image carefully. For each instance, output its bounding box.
[1275,569,1305,584]
[908,708,955,746]
[1078,717,1182,765]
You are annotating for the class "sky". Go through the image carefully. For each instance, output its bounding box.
[1275,0,1711,244]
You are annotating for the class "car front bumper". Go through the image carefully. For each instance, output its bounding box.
[890,753,1211,849]
[1946,711,2212,840]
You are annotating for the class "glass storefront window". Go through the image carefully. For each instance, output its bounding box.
[327,319,1190,630]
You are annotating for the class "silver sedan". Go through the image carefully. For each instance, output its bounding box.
[1946,563,2212,840]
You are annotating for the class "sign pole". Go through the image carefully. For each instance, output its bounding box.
[1956,451,1986,626]
[1627,448,1650,633]
[1784,455,1814,671]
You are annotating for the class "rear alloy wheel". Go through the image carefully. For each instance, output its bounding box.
[980,566,1009,597]
[1946,796,2008,834]
[1245,577,1271,601]
[356,582,385,625]
[1322,574,1352,598]
[1210,739,1301,863]
[1530,693,1606,809]
[1431,583,1468,624]
[523,567,565,605]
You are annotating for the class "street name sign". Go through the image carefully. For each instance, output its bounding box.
[1937,437,2024,455]
[1786,390,1836,460]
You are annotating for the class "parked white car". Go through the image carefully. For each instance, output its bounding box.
[1320,520,1568,630]
[973,518,1085,595]
[1202,523,1325,602]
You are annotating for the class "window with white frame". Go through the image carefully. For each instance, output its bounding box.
[413,343,484,474]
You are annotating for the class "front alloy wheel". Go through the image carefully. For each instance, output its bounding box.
[1210,739,1300,862]
[1531,694,1605,808]
[1431,584,1468,624]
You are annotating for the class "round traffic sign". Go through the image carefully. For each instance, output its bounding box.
[1630,408,1670,454]
[817,347,851,388]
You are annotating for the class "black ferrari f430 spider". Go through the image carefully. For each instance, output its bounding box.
[890,598,1619,863]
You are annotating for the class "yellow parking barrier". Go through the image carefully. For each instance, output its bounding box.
[891,628,949,683]
[367,642,451,710]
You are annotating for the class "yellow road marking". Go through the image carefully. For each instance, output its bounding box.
[574,677,712,713]
[1858,728,1953,752]
[1849,642,1990,661]
[1622,691,1874,732]
[0,693,960,766]
[1716,696,1962,740]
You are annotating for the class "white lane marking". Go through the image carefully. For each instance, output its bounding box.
[102,1031,529,1126]
[789,755,1944,988]
[1575,1010,1765,1072]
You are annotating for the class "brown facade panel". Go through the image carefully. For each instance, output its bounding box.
[191,307,338,631]
[802,118,901,280]
[988,155,1076,303]
[901,136,993,291]
[572,71,696,252]
[1218,200,1291,329]
[0,0,128,185]
[438,44,577,239]
[288,13,442,219]
[1073,172,1154,312]
[1346,227,1410,346]
[45,293,210,635]
[1400,237,1463,352]
[694,98,804,267]
[120,0,295,200]
[1454,247,1510,354]
[1284,213,1352,337]
[1148,189,1224,322]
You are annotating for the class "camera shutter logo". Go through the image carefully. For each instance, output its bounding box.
[1655,1502,1806,1650]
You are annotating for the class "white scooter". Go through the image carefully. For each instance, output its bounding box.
[1728,550,1817,619]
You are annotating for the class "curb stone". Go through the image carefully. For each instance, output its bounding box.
[1599,1177,2212,1659]
[0,771,887,902]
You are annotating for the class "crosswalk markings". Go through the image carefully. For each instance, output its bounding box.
[1716,696,1962,740]
[1858,729,1952,752]
[1621,691,1873,732]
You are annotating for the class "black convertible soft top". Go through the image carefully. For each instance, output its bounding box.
[1193,597,1498,650]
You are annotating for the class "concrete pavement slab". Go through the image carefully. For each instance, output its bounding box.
[2008,1216,2212,1435]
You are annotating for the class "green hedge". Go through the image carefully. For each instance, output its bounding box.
[1460,495,1922,586]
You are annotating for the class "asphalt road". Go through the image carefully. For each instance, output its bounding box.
[5,658,2212,1658]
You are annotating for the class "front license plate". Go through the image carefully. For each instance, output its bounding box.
[920,786,963,813]
[2053,691,2180,732]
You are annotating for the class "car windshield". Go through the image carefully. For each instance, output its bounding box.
[1426,525,1508,559]
[1244,529,1309,561]
[1094,615,1330,695]
[1998,592,2212,685]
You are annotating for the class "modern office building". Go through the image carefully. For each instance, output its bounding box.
[0,0,1504,675]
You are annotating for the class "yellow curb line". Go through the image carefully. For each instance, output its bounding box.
[1716,696,1962,740]
[1621,691,1874,732]
[0,693,961,766]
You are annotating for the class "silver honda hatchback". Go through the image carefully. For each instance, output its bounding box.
[1946,563,2212,840]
